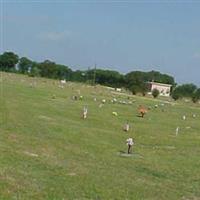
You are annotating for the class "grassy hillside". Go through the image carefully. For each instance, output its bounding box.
[0,72,200,200]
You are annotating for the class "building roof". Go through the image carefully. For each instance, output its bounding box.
[148,81,172,87]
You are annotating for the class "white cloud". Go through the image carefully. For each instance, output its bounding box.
[38,30,71,41]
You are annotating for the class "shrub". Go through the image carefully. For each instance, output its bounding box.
[152,88,159,98]
[192,88,200,103]
[172,90,181,101]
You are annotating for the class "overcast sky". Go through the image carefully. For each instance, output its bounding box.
[1,1,200,85]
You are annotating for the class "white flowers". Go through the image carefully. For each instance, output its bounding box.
[102,99,106,104]
[83,106,88,119]
[175,127,179,136]
[123,123,130,132]
[126,138,134,146]
[112,112,118,116]
[60,80,66,84]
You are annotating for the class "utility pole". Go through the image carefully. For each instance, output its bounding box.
[93,64,96,86]
[86,66,90,83]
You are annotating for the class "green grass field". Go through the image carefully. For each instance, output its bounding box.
[0,72,200,200]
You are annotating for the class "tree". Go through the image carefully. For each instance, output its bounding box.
[171,90,180,101]
[125,70,175,95]
[0,52,19,71]
[86,69,125,87]
[71,70,87,82]
[152,88,160,98]
[29,62,41,77]
[0,51,178,94]
[18,57,33,74]
[147,70,175,85]
[125,71,147,95]
[37,60,58,79]
[172,83,197,100]
[56,64,72,80]
[192,88,200,103]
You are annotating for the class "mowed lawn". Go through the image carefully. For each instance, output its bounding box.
[0,72,200,200]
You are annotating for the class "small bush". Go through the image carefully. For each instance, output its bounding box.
[192,88,200,103]
[172,91,180,101]
[152,88,159,98]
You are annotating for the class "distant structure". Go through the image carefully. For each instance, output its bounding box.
[175,126,179,136]
[82,106,88,119]
[115,88,122,92]
[138,105,147,118]
[123,122,130,132]
[126,138,134,154]
[147,81,172,97]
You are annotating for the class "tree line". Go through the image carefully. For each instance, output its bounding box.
[0,51,199,102]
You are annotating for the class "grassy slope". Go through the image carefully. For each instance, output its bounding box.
[0,72,200,200]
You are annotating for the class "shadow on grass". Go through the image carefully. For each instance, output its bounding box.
[136,115,145,118]
[117,151,143,158]
[135,166,168,179]
[119,150,126,154]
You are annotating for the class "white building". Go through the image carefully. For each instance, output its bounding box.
[148,81,172,97]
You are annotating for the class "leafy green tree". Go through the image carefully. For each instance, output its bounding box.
[37,60,58,79]
[0,51,177,93]
[172,84,197,100]
[147,70,175,85]
[0,52,19,71]
[29,62,41,77]
[171,90,180,101]
[56,64,72,80]
[71,70,87,82]
[38,60,72,80]
[152,88,160,98]
[18,57,33,74]
[125,70,175,95]
[181,84,197,97]
[125,71,147,95]
[192,88,200,103]
[84,69,125,87]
